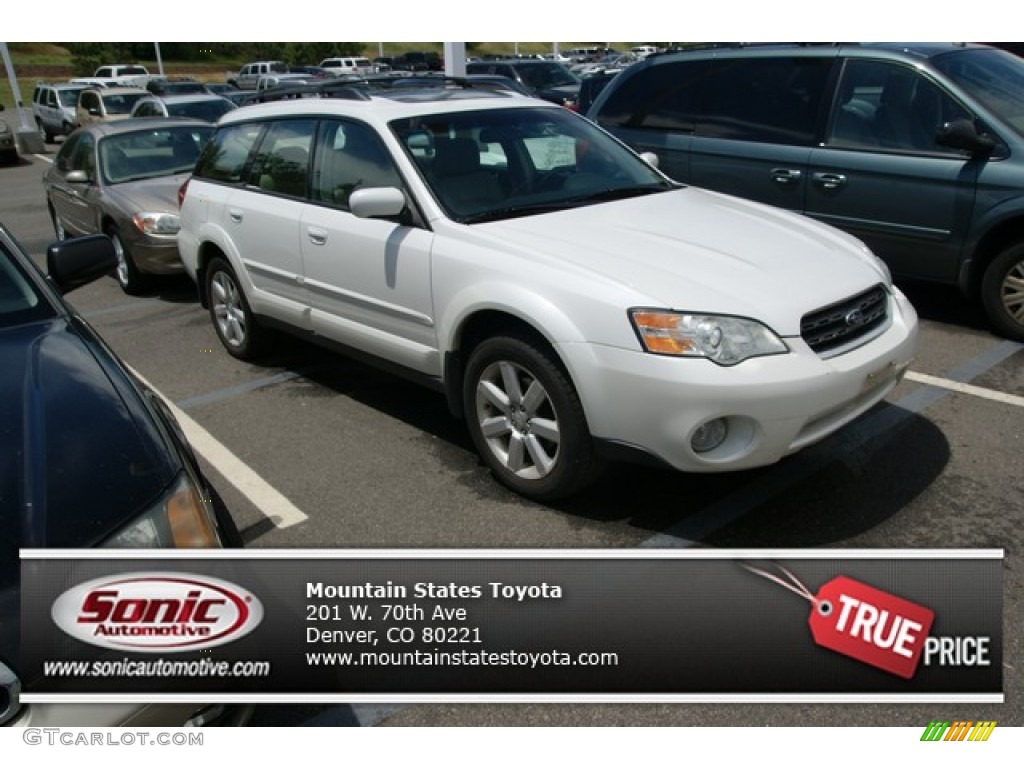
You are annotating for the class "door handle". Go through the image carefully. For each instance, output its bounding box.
[770,168,803,184]
[307,227,327,246]
[813,172,847,190]
[228,208,243,223]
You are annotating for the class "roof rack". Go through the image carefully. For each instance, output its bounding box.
[256,79,373,103]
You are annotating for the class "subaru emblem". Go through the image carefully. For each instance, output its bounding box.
[845,309,865,327]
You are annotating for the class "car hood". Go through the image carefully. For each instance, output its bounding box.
[0,317,178,557]
[105,173,188,213]
[475,187,889,337]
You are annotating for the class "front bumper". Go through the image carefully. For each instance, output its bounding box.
[126,232,185,276]
[560,288,919,472]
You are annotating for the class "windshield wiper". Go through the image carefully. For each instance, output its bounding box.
[563,185,671,204]
[459,202,577,224]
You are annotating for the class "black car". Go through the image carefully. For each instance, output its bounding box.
[466,59,581,108]
[0,224,246,726]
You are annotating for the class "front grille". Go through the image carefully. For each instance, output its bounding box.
[801,284,888,355]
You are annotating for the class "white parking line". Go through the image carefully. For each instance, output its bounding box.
[904,371,1024,408]
[129,367,309,529]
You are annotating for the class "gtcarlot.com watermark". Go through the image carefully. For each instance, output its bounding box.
[23,729,203,747]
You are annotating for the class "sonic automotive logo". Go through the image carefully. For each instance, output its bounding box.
[51,573,263,652]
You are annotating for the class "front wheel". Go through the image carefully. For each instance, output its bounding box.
[205,257,266,360]
[109,227,151,295]
[981,243,1024,342]
[462,334,602,501]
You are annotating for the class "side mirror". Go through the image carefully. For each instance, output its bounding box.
[639,151,660,169]
[935,119,997,156]
[65,170,91,184]
[47,235,117,294]
[350,187,406,219]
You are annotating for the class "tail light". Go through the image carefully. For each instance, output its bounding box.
[177,177,190,208]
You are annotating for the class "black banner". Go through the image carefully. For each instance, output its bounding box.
[19,551,1002,700]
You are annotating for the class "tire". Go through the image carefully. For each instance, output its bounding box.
[37,118,53,144]
[205,257,266,360]
[981,242,1024,342]
[462,334,603,501]
[109,227,151,295]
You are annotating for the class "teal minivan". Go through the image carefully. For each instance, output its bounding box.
[589,43,1024,341]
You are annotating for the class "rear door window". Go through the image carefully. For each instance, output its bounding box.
[694,57,833,145]
[195,122,263,183]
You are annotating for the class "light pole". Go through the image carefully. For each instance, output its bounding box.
[0,41,45,154]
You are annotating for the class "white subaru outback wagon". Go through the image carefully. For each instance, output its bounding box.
[177,83,918,501]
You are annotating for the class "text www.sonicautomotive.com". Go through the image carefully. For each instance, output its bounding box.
[42,658,271,678]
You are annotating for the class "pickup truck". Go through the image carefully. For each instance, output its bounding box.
[74,64,152,88]
[228,61,289,90]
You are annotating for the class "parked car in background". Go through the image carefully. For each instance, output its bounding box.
[145,77,210,96]
[255,73,311,92]
[43,119,214,293]
[466,59,581,108]
[588,41,1024,341]
[228,60,288,90]
[393,51,442,71]
[131,93,236,122]
[222,89,259,107]
[177,85,917,501]
[31,82,88,142]
[0,106,17,165]
[392,73,532,96]
[75,64,151,88]
[319,56,375,76]
[576,69,623,116]
[204,82,238,96]
[75,87,149,128]
[0,222,249,728]
[288,65,332,79]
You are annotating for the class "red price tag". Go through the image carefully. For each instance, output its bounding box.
[809,576,934,679]
[744,564,935,680]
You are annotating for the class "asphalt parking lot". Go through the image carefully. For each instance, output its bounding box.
[3,142,1022,727]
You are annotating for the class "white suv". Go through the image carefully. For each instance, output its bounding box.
[177,85,918,500]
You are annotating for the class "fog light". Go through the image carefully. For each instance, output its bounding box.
[691,418,728,453]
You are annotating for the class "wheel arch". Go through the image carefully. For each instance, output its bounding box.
[441,297,587,422]
[964,209,1024,298]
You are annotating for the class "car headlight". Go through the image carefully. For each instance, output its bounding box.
[0,122,10,135]
[103,472,222,548]
[629,309,788,366]
[132,212,181,236]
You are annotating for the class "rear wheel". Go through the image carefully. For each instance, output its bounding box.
[981,242,1024,342]
[462,334,602,501]
[205,257,266,360]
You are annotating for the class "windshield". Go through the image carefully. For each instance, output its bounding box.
[391,105,673,222]
[933,48,1024,139]
[99,125,214,183]
[167,98,236,122]
[101,91,147,114]
[0,240,52,329]
[518,63,579,90]
[57,87,86,107]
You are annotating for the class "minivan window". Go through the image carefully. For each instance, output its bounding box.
[827,60,973,153]
[932,47,1024,139]
[592,59,711,130]
[695,57,832,145]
